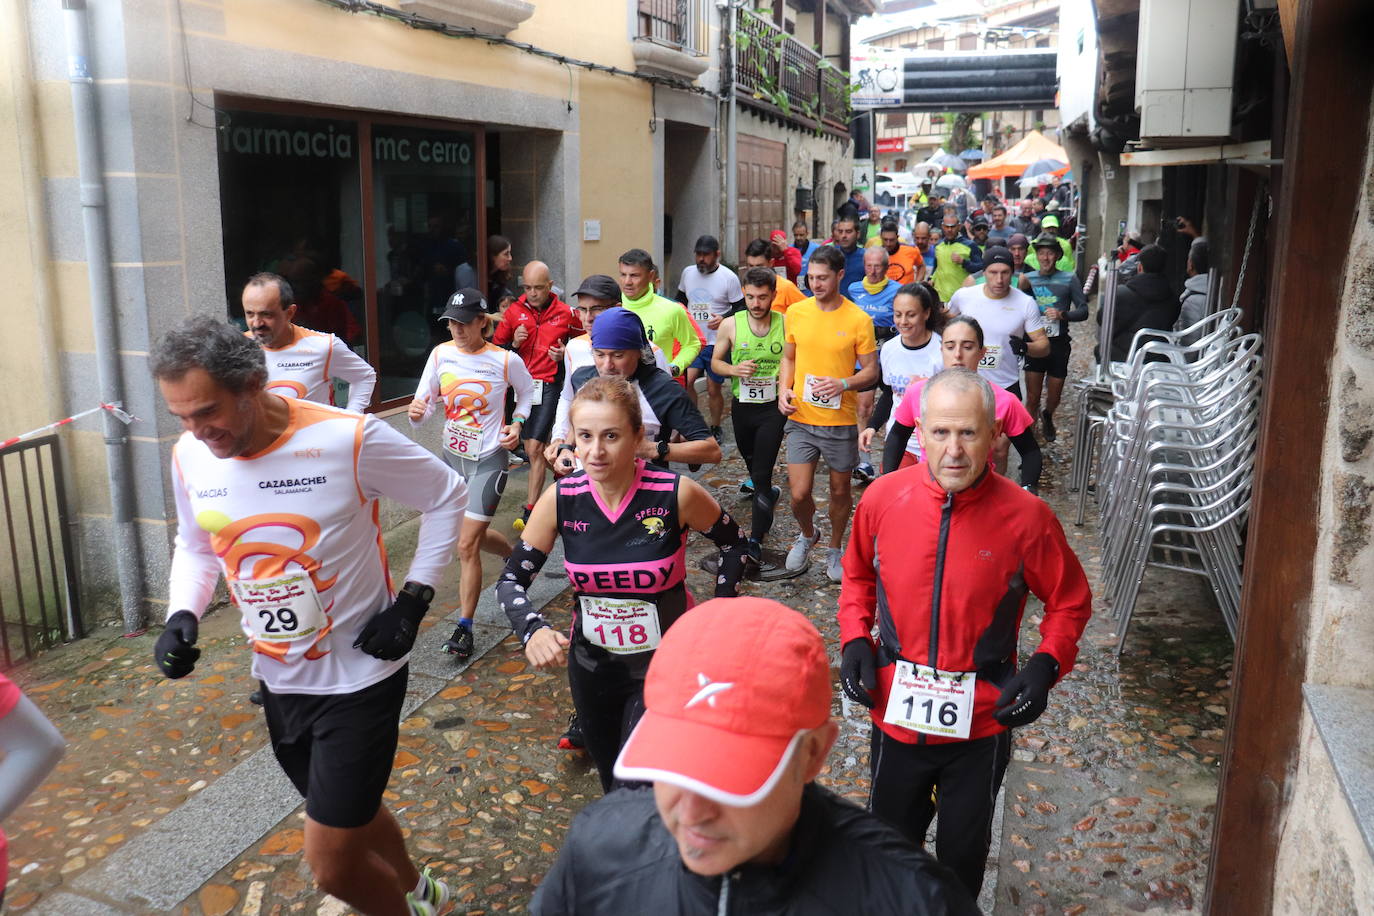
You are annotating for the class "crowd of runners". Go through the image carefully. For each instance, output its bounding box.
[0,200,1108,914]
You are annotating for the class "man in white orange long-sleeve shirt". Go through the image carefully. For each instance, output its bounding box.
[151,315,466,916]
[243,272,377,412]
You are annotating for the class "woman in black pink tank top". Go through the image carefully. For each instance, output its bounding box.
[496,378,750,791]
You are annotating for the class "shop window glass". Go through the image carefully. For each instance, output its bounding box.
[371,124,480,401]
[218,108,367,363]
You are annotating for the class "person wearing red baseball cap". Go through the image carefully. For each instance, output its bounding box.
[531,597,978,915]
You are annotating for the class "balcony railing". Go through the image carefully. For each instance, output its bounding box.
[734,10,850,131]
[637,0,710,57]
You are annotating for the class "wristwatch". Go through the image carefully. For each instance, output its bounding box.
[670,364,682,377]
[401,581,435,604]
[656,440,671,462]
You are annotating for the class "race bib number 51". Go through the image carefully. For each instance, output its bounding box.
[883,661,976,739]
[579,596,661,654]
[231,572,327,642]
[739,377,777,404]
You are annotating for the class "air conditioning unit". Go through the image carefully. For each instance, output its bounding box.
[1135,0,1240,141]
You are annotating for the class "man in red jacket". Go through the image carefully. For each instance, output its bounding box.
[837,366,1091,897]
[768,229,802,282]
[493,260,577,521]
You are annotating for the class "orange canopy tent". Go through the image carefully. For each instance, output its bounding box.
[966,130,1071,181]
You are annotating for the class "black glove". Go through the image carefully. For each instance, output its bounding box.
[840,638,877,709]
[993,652,1059,727]
[353,589,430,660]
[1009,335,1028,357]
[154,610,201,679]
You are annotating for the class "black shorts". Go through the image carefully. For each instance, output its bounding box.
[1024,334,1071,379]
[261,664,408,828]
[524,373,564,444]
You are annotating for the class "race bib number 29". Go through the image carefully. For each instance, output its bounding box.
[231,572,327,642]
[883,661,976,739]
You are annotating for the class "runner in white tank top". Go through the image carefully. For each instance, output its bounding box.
[860,283,945,465]
[408,289,534,659]
[242,273,376,411]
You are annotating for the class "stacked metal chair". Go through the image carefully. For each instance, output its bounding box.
[1072,275,1260,650]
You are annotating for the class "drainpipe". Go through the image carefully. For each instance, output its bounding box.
[722,0,739,262]
[62,0,146,634]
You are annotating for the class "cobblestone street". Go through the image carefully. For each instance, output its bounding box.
[4,328,1231,915]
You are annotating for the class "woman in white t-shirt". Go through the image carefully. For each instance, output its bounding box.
[860,282,945,461]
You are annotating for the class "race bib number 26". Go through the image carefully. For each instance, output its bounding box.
[444,419,482,456]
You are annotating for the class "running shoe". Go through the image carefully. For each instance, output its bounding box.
[415,866,452,915]
[744,538,763,566]
[249,689,263,706]
[710,425,724,443]
[785,531,819,571]
[513,504,533,532]
[825,547,844,583]
[1041,409,1057,442]
[406,894,436,916]
[739,477,755,495]
[442,625,474,659]
[511,446,530,464]
[557,713,585,750]
[769,485,782,504]
[852,462,876,484]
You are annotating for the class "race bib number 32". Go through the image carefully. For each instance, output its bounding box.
[231,572,327,642]
[978,344,1002,370]
[883,661,976,739]
[579,596,661,654]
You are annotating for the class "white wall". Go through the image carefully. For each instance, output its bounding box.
[1057,0,1098,127]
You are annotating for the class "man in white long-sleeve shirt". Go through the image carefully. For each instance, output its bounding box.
[243,272,377,413]
[151,315,466,916]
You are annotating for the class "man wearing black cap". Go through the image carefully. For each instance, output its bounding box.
[915,190,943,231]
[1021,233,1088,441]
[945,247,1049,401]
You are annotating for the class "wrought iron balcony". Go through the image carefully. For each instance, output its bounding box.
[734,9,850,133]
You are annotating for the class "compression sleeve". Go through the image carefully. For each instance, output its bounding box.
[700,509,746,598]
[330,336,377,412]
[496,541,553,643]
[868,382,895,432]
[357,416,469,587]
[1066,278,1089,322]
[167,446,223,618]
[1010,428,1043,490]
[882,421,915,474]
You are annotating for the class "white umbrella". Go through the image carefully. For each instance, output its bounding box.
[935,173,967,190]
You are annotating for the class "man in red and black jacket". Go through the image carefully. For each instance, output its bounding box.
[493,260,579,522]
[837,367,1091,898]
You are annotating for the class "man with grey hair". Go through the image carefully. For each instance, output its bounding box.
[150,314,467,916]
[836,366,1093,896]
[241,272,376,412]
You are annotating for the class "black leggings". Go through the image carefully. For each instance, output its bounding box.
[868,728,1012,898]
[567,658,647,794]
[730,399,787,541]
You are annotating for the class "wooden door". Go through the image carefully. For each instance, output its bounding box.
[736,134,786,259]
